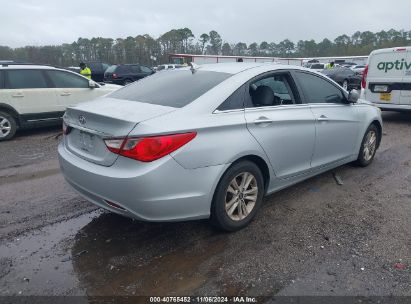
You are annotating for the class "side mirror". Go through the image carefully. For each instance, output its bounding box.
[347,89,359,103]
[89,80,98,89]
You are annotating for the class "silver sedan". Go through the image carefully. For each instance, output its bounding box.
[58,63,382,231]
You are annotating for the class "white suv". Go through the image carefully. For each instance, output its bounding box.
[0,64,121,140]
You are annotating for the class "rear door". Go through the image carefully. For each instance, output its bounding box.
[400,49,411,105]
[46,70,98,109]
[244,71,316,178]
[293,71,360,168]
[4,69,60,120]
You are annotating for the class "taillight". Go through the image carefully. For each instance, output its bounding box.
[112,73,118,79]
[361,65,369,89]
[104,132,197,162]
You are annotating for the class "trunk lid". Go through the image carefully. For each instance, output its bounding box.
[63,97,176,166]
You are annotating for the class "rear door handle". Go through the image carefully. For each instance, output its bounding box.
[60,92,72,96]
[254,116,273,125]
[12,93,24,98]
[317,115,329,122]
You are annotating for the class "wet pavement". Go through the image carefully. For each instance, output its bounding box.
[0,113,410,298]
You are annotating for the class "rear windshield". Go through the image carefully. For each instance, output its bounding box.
[105,65,117,73]
[310,64,324,69]
[109,69,231,108]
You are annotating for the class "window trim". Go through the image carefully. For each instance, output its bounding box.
[291,70,349,105]
[213,69,303,114]
[4,69,52,89]
[45,69,92,89]
[245,70,302,108]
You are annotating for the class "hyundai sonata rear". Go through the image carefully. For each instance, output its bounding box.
[59,63,381,231]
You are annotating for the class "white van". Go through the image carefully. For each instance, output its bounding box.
[362,46,411,111]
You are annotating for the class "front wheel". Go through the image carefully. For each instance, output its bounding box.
[210,161,264,232]
[0,111,17,141]
[355,124,379,167]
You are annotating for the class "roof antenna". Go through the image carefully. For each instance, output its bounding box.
[189,62,199,74]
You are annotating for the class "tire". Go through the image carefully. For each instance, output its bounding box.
[210,161,264,232]
[342,79,349,90]
[123,79,133,86]
[0,111,17,141]
[355,124,379,167]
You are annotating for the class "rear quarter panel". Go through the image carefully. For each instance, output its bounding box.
[130,110,272,170]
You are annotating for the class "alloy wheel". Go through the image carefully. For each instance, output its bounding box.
[0,116,12,139]
[225,172,258,221]
[343,80,348,90]
[363,130,377,161]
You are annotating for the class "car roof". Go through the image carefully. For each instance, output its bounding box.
[370,46,411,55]
[0,64,58,70]
[191,62,302,75]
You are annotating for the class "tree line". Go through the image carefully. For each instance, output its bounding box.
[0,28,410,67]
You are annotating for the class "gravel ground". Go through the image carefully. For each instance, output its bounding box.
[0,112,409,299]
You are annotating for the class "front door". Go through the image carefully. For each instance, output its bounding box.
[293,71,360,168]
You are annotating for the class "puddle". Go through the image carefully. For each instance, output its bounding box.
[71,214,226,296]
[0,210,101,295]
[0,209,229,296]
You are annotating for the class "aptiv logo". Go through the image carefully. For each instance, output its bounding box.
[377,59,411,72]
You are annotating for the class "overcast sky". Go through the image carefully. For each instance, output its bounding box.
[1,0,410,47]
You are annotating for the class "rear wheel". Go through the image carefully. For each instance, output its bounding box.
[355,124,379,167]
[0,111,17,141]
[210,161,264,232]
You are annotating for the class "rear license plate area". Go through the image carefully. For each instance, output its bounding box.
[77,131,95,153]
[379,93,391,102]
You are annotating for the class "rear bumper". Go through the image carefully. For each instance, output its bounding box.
[371,103,411,111]
[58,142,227,222]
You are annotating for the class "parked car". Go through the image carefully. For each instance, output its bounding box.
[86,61,111,82]
[104,64,154,85]
[0,63,121,140]
[59,63,382,231]
[351,64,366,75]
[307,63,327,72]
[156,64,184,71]
[321,67,362,90]
[340,62,357,68]
[361,46,411,111]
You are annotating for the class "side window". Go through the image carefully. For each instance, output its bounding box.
[294,72,345,104]
[248,73,296,107]
[216,85,245,111]
[131,65,141,73]
[140,66,152,73]
[46,70,89,88]
[6,70,49,89]
[118,65,131,73]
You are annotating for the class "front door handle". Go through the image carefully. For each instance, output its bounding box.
[60,92,72,96]
[254,116,273,125]
[12,93,24,98]
[317,115,329,122]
